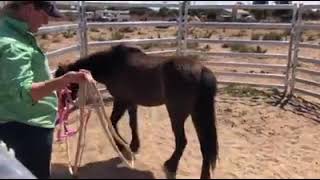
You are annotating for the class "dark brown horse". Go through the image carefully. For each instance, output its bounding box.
[55,44,219,179]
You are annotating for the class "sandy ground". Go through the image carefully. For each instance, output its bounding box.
[50,88,320,179]
[44,20,320,179]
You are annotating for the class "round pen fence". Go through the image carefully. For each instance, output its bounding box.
[41,1,320,100]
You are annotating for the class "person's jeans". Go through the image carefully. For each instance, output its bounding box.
[0,122,54,179]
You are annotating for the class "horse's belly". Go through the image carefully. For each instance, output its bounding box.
[128,86,165,106]
[107,81,165,106]
[134,94,165,106]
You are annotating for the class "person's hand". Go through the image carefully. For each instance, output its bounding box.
[62,69,95,85]
[79,69,95,83]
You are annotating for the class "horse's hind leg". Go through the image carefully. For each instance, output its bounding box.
[111,99,128,151]
[128,104,140,153]
[191,113,212,179]
[163,104,189,179]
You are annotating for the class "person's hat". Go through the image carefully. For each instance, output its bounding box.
[33,1,62,18]
[5,1,63,18]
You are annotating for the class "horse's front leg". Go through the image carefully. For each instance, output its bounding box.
[111,99,128,151]
[128,104,140,153]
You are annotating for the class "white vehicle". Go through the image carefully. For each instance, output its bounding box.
[115,11,130,22]
[244,15,257,22]
[92,10,130,22]
[86,11,95,21]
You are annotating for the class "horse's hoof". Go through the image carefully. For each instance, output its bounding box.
[72,174,79,179]
[130,143,140,153]
[162,165,177,179]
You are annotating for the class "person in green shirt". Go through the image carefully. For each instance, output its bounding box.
[0,1,93,178]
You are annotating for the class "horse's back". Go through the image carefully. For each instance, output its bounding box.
[127,54,207,92]
[108,53,169,106]
[162,55,204,84]
[127,53,171,69]
[106,49,216,106]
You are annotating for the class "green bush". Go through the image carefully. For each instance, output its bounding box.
[262,32,283,41]
[251,33,263,40]
[90,28,100,33]
[187,42,199,49]
[231,30,247,37]
[119,27,137,33]
[307,35,316,41]
[62,30,76,39]
[141,44,153,50]
[90,34,107,41]
[111,31,124,40]
[224,44,267,53]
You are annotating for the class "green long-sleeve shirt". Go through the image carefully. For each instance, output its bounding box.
[0,15,58,128]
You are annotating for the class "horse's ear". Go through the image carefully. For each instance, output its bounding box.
[57,63,62,70]
[58,63,69,71]
[55,64,68,77]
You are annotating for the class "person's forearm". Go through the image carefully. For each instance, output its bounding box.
[29,70,93,102]
[30,77,68,102]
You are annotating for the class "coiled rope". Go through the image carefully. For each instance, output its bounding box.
[58,81,135,177]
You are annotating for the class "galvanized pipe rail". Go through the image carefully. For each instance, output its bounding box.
[43,1,320,99]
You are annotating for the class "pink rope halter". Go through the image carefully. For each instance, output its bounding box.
[56,87,78,142]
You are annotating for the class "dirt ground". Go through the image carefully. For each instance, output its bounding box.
[44,20,320,179]
[50,88,320,179]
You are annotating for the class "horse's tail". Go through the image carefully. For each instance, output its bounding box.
[192,67,219,173]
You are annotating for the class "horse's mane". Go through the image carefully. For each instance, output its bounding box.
[56,44,203,79]
[60,44,145,72]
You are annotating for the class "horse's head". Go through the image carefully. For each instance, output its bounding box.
[54,64,68,78]
[54,64,79,101]
[54,44,144,102]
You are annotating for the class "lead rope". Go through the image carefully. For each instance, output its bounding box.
[70,81,135,177]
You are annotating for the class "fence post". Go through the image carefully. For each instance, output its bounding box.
[232,5,239,22]
[78,1,88,58]
[283,4,298,98]
[176,1,184,56]
[182,1,190,53]
[287,4,303,98]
